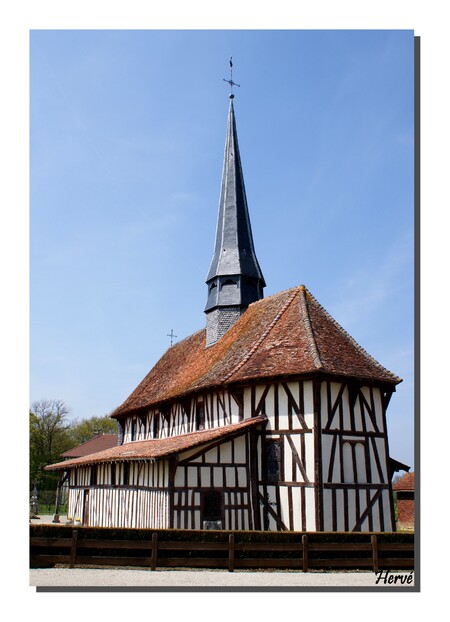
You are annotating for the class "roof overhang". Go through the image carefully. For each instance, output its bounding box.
[45,414,267,471]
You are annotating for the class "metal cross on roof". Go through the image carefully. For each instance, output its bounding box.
[167,329,177,347]
[223,57,240,97]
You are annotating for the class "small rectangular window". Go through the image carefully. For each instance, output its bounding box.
[196,403,205,430]
[90,465,97,486]
[153,413,159,438]
[201,491,223,521]
[131,418,137,441]
[123,462,130,485]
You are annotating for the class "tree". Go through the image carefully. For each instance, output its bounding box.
[67,414,118,447]
[29,401,119,496]
[29,399,72,489]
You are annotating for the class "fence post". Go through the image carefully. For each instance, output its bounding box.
[228,533,235,572]
[151,532,158,571]
[371,535,379,573]
[70,528,78,568]
[302,534,308,572]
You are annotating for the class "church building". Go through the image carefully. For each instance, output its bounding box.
[46,79,404,532]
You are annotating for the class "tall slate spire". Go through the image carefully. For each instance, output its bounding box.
[205,91,265,347]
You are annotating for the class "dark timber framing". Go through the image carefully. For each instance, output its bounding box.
[54,373,396,532]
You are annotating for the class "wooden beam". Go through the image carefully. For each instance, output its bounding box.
[352,489,382,532]
[286,434,310,483]
[324,382,346,430]
[281,382,309,429]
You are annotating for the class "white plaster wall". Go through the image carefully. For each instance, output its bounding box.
[220,441,232,463]
[212,467,223,487]
[370,437,387,484]
[233,436,247,463]
[283,436,292,479]
[266,485,278,530]
[303,380,314,428]
[187,466,197,487]
[227,469,236,487]
[359,489,370,531]
[321,434,334,482]
[305,487,316,531]
[277,387,289,430]
[279,486,289,527]
[264,385,275,420]
[382,489,393,530]
[355,443,366,483]
[373,388,384,431]
[304,430,316,482]
[254,385,267,414]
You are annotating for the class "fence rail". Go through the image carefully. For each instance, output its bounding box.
[30,527,414,572]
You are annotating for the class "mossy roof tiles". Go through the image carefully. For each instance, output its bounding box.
[45,415,267,470]
[112,285,401,419]
[60,434,118,458]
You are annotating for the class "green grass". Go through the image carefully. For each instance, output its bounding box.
[35,504,68,515]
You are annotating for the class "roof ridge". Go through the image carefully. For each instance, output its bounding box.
[304,288,402,383]
[298,286,324,370]
[222,287,301,382]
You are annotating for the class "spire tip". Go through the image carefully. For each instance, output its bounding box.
[223,57,240,97]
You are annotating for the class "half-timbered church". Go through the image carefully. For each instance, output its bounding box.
[46,79,405,533]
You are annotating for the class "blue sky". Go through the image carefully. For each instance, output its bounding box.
[30,30,415,468]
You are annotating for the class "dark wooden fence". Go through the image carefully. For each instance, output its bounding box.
[30,526,414,572]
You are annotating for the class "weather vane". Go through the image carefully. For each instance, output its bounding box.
[223,57,240,97]
[167,329,177,347]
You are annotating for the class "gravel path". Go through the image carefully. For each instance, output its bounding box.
[29,567,414,589]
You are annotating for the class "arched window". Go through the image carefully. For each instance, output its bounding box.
[122,462,130,486]
[130,418,137,441]
[265,440,282,484]
[90,465,97,486]
[196,402,205,430]
[153,414,159,438]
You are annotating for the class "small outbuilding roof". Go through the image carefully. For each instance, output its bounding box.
[60,434,118,458]
[393,471,415,492]
[112,285,401,419]
[45,415,267,471]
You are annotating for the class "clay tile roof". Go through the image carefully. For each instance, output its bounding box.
[111,285,401,418]
[393,472,415,491]
[45,415,267,471]
[60,434,118,458]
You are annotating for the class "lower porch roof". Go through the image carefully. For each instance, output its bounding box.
[45,414,267,471]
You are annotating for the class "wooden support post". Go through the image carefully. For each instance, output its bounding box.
[70,528,78,569]
[228,533,235,572]
[371,535,379,573]
[302,534,308,572]
[151,532,158,571]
